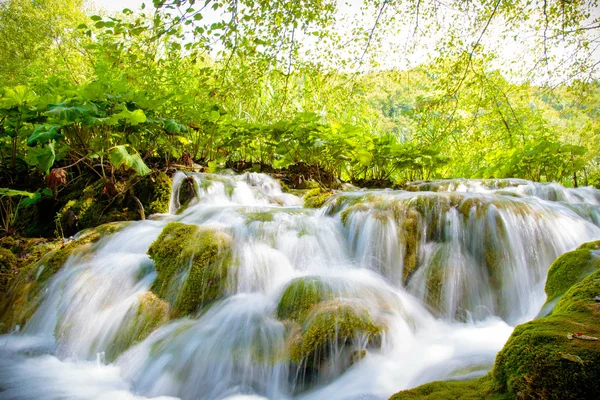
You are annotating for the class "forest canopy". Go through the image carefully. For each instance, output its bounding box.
[1,0,599,198]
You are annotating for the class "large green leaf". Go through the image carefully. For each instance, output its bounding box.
[115,109,147,125]
[0,188,36,198]
[25,142,56,174]
[1,86,38,108]
[109,145,151,176]
[27,125,62,146]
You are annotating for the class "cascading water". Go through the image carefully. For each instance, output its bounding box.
[1,172,599,400]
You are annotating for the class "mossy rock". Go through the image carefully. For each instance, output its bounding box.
[289,301,384,366]
[577,240,600,251]
[0,223,126,332]
[401,208,421,284]
[147,222,233,318]
[390,374,509,400]
[0,247,18,275]
[59,170,172,232]
[105,291,169,361]
[297,179,321,190]
[543,246,600,312]
[304,188,334,208]
[176,176,199,214]
[493,269,600,399]
[0,247,19,299]
[37,222,128,283]
[134,171,172,215]
[276,276,334,323]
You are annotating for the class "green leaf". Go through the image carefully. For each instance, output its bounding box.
[0,188,36,198]
[164,119,187,133]
[25,142,56,174]
[27,125,62,146]
[109,145,151,176]
[1,86,38,108]
[115,109,147,125]
[207,161,218,173]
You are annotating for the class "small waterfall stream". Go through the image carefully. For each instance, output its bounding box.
[1,172,599,400]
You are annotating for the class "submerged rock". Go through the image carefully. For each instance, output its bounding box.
[147,222,234,318]
[276,276,335,323]
[289,302,383,365]
[288,301,384,392]
[0,223,126,332]
[105,291,169,361]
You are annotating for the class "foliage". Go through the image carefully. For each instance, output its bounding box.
[1,0,600,241]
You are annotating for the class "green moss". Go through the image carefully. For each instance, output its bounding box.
[147,222,233,318]
[396,241,600,400]
[577,240,600,251]
[245,212,275,224]
[493,269,600,399]
[298,180,321,190]
[401,208,420,284]
[279,180,291,193]
[492,313,600,399]
[553,269,600,315]
[37,222,127,283]
[424,259,445,314]
[390,374,509,400]
[135,171,172,215]
[276,276,334,322]
[544,248,600,308]
[339,204,371,226]
[0,247,18,275]
[304,188,334,208]
[289,302,384,365]
[105,291,169,361]
[0,247,18,298]
[57,171,172,233]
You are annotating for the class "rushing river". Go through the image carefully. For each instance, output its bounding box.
[1,172,600,400]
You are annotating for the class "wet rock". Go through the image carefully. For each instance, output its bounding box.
[147,222,233,318]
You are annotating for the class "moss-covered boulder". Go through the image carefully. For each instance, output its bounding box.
[304,188,334,208]
[147,222,233,318]
[389,374,509,400]
[289,301,384,371]
[135,171,172,215]
[576,240,600,251]
[542,245,600,314]
[276,276,334,322]
[493,269,600,399]
[105,291,169,361]
[0,223,126,332]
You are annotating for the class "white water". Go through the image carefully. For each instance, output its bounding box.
[1,173,599,400]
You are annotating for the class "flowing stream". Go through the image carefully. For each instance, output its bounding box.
[1,172,600,400]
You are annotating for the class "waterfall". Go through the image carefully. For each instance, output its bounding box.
[1,172,599,400]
